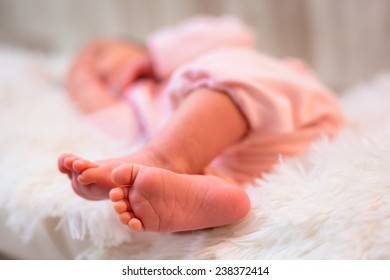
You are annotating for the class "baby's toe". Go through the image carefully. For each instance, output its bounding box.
[64,154,79,169]
[128,218,144,232]
[111,164,139,185]
[109,187,128,202]
[58,154,72,174]
[73,158,96,173]
[113,200,130,214]
[77,167,100,185]
[119,212,132,225]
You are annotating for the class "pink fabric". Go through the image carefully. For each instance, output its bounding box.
[92,16,344,184]
[147,15,256,80]
[86,102,140,144]
[164,48,344,182]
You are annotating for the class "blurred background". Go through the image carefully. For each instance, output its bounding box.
[0,0,389,91]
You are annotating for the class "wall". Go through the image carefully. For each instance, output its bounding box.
[1,0,389,90]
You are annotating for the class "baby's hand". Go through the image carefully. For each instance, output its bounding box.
[66,39,152,112]
[84,40,151,92]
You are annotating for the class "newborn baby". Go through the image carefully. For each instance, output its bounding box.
[58,16,344,232]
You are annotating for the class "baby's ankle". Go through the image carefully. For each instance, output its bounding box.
[139,146,194,174]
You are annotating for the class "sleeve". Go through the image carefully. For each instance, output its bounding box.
[146,15,256,80]
[163,48,344,137]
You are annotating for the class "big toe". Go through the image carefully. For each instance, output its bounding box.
[111,164,139,186]
[77,167,100,185]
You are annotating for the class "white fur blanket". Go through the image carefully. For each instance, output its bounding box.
[1,48,390,259]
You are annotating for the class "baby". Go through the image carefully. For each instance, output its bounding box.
[58,16,344,233]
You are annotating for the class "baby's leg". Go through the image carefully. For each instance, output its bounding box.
[109,164,250,232]
[59,87,249,200]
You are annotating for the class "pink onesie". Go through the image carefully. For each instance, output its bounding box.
[90,16,344,184]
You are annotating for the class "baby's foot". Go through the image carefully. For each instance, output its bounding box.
[57,149,188,200]
[58,153,111,200]
[109,164,250,232]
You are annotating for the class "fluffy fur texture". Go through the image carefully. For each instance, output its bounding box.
[0,48,389,259]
